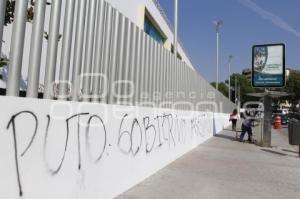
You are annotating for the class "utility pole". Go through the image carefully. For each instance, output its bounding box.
[174,0,178,57]
[228,55,233,101]
[239,84,241,102]
[235,75,238,104]
[213,20,223,91]
[263,92,272,147]
[238,83,241,113]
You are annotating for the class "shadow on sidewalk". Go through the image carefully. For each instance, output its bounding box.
[282,149,298,154]
[261,149,287,156]
[214,134,236,141]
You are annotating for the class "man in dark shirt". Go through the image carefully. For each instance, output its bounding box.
[239,118,255,142]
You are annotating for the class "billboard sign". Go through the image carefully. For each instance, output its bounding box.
[252,43,285,88]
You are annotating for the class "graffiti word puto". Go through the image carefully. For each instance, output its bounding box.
[5,110,212,197]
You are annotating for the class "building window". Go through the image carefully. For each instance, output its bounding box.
[171,45,182,60]
[144,14,165,44]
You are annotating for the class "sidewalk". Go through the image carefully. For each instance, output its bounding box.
[117,127,300,199]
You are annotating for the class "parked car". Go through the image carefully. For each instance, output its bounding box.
[281,114,289,125]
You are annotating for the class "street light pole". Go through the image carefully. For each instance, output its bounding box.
[228,55,233,101]
[213,20,223,91]
[174,0,178,57]
[235,75,237,103]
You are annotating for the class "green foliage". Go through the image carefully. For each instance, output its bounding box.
[4,0,49,26]
[0,57,8,68]
[4,0,15,26]
[4,1,54,41]
[212,73,258,104]
[219,82,229,97]
[284,72,300,101]
[211,82,229,98]
[231,73,255,92]
[212,71,300,104]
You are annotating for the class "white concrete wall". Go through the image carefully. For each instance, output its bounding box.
[0,96,230,199]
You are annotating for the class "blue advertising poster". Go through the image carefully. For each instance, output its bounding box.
[252,44,285,87]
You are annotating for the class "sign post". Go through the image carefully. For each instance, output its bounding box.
[251,43,286,147]
[262,93,272,147]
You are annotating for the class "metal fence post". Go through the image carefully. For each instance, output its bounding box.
[167,50,171,108]
[157,44,162,105]
[143,36,150,103]
[0,0,7,55]
[180,62,184,110]
[44,0,62,99]
[152,42,158,104]
[129,24,137,105]
[147,38,154,105]
[161,47,166,107]
[116,15,126,104]
[183,63,186,110]
[174,57,177,107]
[133,28,142,105]
[173,55,177,107]
[107,10,120,104]
[120,18,130,105]
[82,0,97,102]
[137,32,147,105]
[7,0,28,96]
[71,0,87,101]
[126,22,135,105]
[58,0,76,100]
[99,3,113,103]
[27,0,47,98]
[91,0,105,102]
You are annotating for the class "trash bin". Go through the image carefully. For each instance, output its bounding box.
[288,119,300,145]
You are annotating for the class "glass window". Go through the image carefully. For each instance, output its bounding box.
[144,16,165,44]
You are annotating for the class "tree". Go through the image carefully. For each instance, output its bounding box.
[284,72,300,101]
[212,70,300,105]
[210,82,229,98]
[211,73,257,104]
[230,73,257,104]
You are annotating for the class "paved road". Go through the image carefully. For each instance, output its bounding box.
[117,128,300,199]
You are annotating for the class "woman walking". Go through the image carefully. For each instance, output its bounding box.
[230,109,239,138]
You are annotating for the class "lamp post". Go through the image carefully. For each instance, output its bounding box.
[228,55,233,101]
[235,75,238,103]
[174,0,178,56]
[213,20,223,91]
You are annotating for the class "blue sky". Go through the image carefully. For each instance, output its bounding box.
[158,0,300,82]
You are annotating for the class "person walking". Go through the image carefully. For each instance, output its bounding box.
[239,116,255,143]
[230,109,239,132]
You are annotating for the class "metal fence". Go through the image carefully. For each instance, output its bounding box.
[0,0,235,113]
